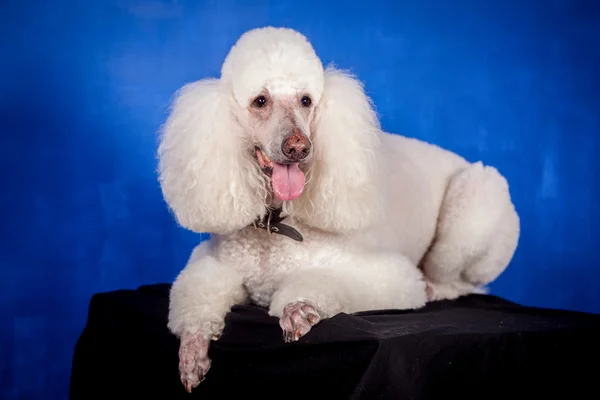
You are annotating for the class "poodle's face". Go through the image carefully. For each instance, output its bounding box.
[244,87,316,202]
[158,27,382,234]
[219,27,326,203]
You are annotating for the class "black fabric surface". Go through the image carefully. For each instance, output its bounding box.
[70,283,600,399]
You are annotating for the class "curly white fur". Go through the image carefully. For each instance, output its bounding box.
[157,26,520,390]
[290,67,383,232]
[158,79,268,234]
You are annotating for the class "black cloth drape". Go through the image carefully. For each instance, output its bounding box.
[70,283,600,399]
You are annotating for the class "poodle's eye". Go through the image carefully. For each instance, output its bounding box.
[252,95,267,108]
[300,96,312,107]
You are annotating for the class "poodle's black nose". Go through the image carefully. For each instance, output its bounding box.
[282,132,311,162]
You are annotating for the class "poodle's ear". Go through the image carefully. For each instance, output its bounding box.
[157,79,267,235]
[294,67,383,233]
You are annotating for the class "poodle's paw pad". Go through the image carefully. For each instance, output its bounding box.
[178,333,211,393]
[279,301,322,343]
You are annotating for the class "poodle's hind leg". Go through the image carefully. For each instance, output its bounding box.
[421,162,520,301]
[168,242,248,392]
[269,252,428,342]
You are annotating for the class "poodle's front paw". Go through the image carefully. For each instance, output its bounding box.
[178,333,211,393]
[279,301,322,343]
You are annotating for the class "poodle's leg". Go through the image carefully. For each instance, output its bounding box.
[269,252,427,342]
[421,162,520,301]
[168,242,247,392]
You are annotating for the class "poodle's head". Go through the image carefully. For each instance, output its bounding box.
[158,27,382,235]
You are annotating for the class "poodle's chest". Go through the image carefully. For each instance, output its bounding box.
[214,223,342,305]
[217,225,316,273]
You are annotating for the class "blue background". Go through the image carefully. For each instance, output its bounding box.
[1,0,599,398]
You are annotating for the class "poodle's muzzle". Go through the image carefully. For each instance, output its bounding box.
[254,129,312,174]
[255,130,311,202]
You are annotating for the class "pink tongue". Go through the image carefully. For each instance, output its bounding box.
[271,163,305,201]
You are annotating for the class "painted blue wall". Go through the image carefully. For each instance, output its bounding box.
[1,0,599,398]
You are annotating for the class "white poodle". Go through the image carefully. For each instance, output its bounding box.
[157,26,520,392]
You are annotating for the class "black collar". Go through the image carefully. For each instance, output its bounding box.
[251,207,303,242]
